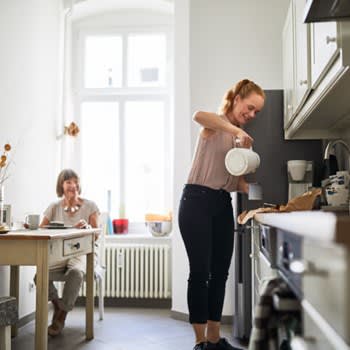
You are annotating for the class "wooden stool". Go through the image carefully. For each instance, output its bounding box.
[0,297,18,350]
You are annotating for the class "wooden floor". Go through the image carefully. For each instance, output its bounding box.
[11,307,248,350]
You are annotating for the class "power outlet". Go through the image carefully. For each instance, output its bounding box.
[29,282,35,292]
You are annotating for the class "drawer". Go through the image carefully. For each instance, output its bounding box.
[301,300,348,350]
[63,236,91,257]
[303,240,350,343]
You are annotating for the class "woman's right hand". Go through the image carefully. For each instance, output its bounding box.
[235,129,253,148]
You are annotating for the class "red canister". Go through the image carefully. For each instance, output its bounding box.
[113,219,129,234]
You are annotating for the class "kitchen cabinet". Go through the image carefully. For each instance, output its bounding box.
[282,2,350,139]
[294,0,311,110]
[310,22,338,88]
[283,0,311,128]
[303,239,350,344]
[282,0,295,125]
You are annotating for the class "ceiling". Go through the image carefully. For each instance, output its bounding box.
[71,0,174,20]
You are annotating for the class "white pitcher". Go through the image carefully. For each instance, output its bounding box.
[225,146,260,176]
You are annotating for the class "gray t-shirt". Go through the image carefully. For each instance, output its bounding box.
[43,198,99,227]
[43,198,99,271]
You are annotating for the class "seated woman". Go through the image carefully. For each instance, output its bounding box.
[39,168,99,336]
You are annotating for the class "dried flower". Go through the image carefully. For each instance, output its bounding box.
[64,122,80,137]
[0,143,12,186]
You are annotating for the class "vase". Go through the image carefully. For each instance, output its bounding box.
[0,185,4,226]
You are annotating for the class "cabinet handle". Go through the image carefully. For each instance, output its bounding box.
[299,80,308,86]
[326,36,336,44]
[72,242,80,250]
[291,336,317,347]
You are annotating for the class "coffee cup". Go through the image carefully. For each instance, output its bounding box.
[25,214,40,230]
[225,148,260,176]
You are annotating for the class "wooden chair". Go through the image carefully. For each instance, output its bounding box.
[0,297,18,350]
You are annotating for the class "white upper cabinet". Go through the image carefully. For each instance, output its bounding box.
[282,0,350,140]
[282,1,295,125]
[310,22,338,88]
[294,0,311,108]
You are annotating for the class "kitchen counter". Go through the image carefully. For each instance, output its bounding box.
[254,211,350,247]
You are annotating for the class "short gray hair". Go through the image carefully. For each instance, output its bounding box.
[56,169,81,197]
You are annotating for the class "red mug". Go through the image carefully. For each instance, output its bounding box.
[113,219,128,234]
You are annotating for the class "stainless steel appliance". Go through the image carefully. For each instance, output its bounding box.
[232,90,322,340]
[304,0,350,23]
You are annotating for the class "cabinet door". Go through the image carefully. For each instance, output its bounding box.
[294,0,310,108]
[311,22,338,87]
[302,305,346,350]
[282,1,295,126]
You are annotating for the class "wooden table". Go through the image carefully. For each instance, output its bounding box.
[0,228,101,350]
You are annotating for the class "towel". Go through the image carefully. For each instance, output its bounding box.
[248,278,301,350]
[238,188,322,224]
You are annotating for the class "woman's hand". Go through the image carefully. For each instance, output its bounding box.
[235,129,253,148]
[74,219,91,229]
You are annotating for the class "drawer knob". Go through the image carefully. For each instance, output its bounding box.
[290,259,328,277]
[73,242,80,250]
[326,36,336,44]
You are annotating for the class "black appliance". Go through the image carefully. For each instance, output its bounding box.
[233,90,322,340]
[304,0,350,23]
[259,224,278,268]
[276,229,303,300]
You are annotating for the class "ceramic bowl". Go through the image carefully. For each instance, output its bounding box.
[146,221,172,237]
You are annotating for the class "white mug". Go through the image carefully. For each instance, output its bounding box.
[225,148,260,176]
[25,214,40,230]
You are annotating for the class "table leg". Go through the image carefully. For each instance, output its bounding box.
[10,265,19,338]
[35,241,49,350]
[86,251,94,340]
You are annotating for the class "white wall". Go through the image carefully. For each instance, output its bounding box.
[172,0,289,318]
[0,0,62,317]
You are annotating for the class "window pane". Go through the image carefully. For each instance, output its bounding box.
[127,34,166,87]
[81,102,120,214]
[124,101,165,221]
[85,36,122,88]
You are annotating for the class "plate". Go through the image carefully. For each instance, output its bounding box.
[43,225,73,230]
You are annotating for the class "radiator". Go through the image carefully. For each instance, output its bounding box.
[104,244,171,299]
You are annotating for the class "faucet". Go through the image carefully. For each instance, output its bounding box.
[323,139,350,181]
[324,139,350,159]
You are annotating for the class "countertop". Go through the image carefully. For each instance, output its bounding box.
[254,211,350,247]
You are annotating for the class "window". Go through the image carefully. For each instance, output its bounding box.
[76,27,172,224]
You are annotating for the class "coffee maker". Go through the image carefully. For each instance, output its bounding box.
[288,160,314,200]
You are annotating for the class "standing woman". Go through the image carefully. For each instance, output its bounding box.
[39,169,99,336]
[178,79,265,350]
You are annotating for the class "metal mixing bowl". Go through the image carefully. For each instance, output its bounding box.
[146,221,172,237]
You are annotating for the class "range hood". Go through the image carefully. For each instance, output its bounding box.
[304,0,350,23]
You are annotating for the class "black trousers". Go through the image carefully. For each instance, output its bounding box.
[178,184,234,324]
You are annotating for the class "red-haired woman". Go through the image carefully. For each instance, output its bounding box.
[178,79,265,350]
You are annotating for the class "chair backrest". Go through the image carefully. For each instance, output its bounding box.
[96,212,109,267]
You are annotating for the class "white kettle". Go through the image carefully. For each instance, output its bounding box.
[225,146,260,176]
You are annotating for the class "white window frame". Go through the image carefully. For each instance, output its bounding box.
[73,25,173,227]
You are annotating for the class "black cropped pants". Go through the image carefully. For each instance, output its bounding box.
[178,184,235,324]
